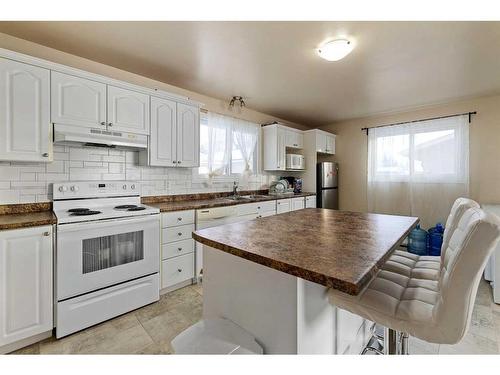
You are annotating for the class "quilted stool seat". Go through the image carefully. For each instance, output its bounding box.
[329,206,500,354]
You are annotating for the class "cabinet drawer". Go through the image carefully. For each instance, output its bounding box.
[162,210,195,227]
[162,224,194,244]
[162,239,194,260]
[238,202,260,216]
[305,196,317,208]
[162,253,194,288]
[257,200,276,213]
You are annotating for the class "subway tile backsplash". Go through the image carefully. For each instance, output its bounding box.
[0,145,277,204]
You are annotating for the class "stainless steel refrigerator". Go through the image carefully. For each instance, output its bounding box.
[317,162,339,209]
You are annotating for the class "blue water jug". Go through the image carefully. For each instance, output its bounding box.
[408,224,428,255]
[428,223,444,256]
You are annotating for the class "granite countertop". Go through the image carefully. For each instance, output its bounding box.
[147,192,316,212]
[193,209,418,295]
[0,202,56,230]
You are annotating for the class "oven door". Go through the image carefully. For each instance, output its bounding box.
[57,215,160,300]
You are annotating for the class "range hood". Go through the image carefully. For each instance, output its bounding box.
[53,123,147,150]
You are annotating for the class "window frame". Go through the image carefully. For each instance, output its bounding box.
[368,117,469,184]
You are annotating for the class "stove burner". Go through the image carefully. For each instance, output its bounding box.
[68,208,90,213]
[115,205,138,210]
[70,210,102,216]
[128,206,146,211]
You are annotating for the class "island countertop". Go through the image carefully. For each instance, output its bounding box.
[193,208,419,295]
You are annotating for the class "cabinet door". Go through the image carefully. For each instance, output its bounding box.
[149,96,177,166]
[326,135,335,154]
[305,196,317,208]
[51,71,106,128]
[0,226,53,347]
[107,85,150,134]
[285,129,303,149]
[0,59,51,162]
[276,199,291,214]
[291,197,305,211]
[176,103,199,167]
[315,131,327,153]
[277,127,286,170]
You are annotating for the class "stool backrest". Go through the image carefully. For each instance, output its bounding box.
[433,207,500,343]
[441,198,479,265]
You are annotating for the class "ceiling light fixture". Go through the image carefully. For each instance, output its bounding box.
[229,96,246,108]
[317,39,354,62]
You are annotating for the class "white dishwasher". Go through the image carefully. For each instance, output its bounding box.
[195,206,239,280]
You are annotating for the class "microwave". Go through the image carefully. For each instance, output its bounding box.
[286,154,305,170]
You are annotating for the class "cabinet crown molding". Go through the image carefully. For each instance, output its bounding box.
[0,48,204,108]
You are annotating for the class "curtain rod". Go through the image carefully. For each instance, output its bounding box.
[361,111,477,135]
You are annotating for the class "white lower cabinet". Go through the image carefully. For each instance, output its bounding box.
[0,226,53,352]
[160,210,195,291]
[305,195,317,208]
[291,197,305,211]
[276,199,292,214]
[161,253,195,289]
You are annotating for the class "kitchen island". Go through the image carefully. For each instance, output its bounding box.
[193,208,418,354]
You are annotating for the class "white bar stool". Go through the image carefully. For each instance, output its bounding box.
[329,206,500,354]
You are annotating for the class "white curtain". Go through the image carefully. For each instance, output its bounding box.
[203,112,231,178]
[233,118,259,178]
[367,115,469,228]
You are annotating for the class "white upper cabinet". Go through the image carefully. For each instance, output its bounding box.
[314,129,336,154]
[0,59,51,162]
[263,124,287,171]
[51,71,106,129]
[176,103,200,167]
[141,100,199,168]
[285,128,304,149]
[0,226,53,349]
[107,85,150,134]
[264,123,304,171]
[148,96,177,166]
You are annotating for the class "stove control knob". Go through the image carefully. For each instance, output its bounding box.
[70,186,79,192]
[131,184,136,190]
[58,186,68,192]
[122,184,127,190]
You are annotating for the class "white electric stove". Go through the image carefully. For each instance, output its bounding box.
[53,181,160,338]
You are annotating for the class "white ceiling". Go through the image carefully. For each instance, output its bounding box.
[1,21,500,127]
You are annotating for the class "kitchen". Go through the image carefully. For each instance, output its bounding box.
[1,10,500,370]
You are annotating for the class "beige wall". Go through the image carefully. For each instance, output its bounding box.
[320,94,500,212]
[0,32,307,130]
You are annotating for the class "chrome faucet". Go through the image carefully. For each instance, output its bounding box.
[232,181,239,197]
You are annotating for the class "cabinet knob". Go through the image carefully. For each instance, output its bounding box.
[178,247,183,251]
[177,217,182,221]
[100,122,106,126]
[42,153,49,157]
[173,161,177,164]
[108,122,113,127]
[177,161,181,164]
[178,268,182,273]
[43,231,50,236]
[178,232,182,236]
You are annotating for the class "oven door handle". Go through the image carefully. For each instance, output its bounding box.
[57,214,160,233]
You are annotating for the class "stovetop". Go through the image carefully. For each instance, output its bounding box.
[52,181,159,224]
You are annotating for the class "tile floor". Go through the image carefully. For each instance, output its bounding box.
[10,280,500,355]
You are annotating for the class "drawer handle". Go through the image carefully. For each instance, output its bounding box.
[178,232,182,236]
[178,247,182,251]
[43,231,50,236]
[177,217,182,221]
[42,153,49,157]
[178,268,182,273]
[257,206,261,209]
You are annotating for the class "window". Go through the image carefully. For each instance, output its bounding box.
[199,112,259,178]
[368,115,469,183]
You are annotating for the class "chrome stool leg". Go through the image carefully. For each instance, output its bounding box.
[399,332,409,355]
[384,328,398,355]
